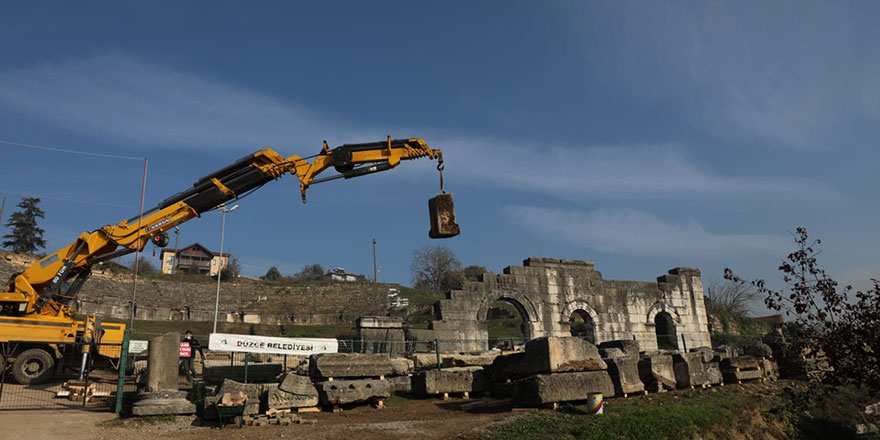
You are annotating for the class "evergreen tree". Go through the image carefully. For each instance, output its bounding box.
[2,197,47,253]
[264,266,282,281]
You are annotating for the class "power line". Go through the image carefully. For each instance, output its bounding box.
[0,139,143,161]
[0,189,136,209]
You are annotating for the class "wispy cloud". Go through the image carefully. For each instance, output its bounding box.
[0,55,837,202]
[433,137,836,200]
[505,205,790,258]
[578,2,880,149]
[0,55,357,150]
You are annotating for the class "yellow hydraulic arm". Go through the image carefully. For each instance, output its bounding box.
[0,137,450,328]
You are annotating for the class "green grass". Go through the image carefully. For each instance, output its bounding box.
[91,317,354,342]
[707,308,772,336]
[487,318,526,339]
[282,323,356,339]
[395,285,444,307]
[479,384,880,440]
[477,389,764,440]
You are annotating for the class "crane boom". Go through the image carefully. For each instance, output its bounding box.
[0,137,455,381]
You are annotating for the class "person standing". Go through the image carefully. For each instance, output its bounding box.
[181,330,206,383]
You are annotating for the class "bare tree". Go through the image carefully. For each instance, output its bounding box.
[462,265,489,282]
[725,227,880,391]
[410,245,463,291]
[704,278,761,317]
[293,264,325,281]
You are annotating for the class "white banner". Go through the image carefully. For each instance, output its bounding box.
[208,333,338,355]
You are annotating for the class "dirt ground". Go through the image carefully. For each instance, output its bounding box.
[0,397,521,440]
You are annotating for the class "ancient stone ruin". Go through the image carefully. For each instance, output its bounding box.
[429,257,711,353]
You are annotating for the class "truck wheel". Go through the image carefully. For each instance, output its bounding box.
[12,349,55,385]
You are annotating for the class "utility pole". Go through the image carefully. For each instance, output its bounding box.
[372,238,378,283]
[213,204,238,334]
[0,195,6,231]
[173,226,180,273]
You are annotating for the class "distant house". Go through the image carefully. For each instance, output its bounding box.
[755,314,784,329]
[327,266,365,282]
[387,288,409,309]
[159,243,229,276]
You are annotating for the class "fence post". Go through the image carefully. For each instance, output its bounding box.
[115,329,131,413]
[434,338,441,371]
[0,343,6,405]
[243,353,249,384]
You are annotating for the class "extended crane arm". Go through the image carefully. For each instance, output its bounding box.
[1,137,448,319]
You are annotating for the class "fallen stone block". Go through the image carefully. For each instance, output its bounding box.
[598,340,640,357]
[202,379,262,418]
[743,343,773,358]
[440,352,499,368]
[638,354,676,392]
[220,391,248,406]
[599,348,625,359]
[855,424,879,435]
[722,369,763,382]
[388,375,412,393]
[411,353,439,370]
[604,356,645,396]
[761,358,779,379]
[390,357,414,376]
[491,337,606,381]
[268,373,319,409]
[491,381,514,399]
[512,371,614,407]
[721,356,761,371]
[672,352,708,388]
[689,347,714,363]
[704,362,723,385]
[133,390,196,416]
[310,353,397,379]
[525,337,607,373]
[316,379,391,406]
[412,367,489,395]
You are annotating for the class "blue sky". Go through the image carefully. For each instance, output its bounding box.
[1,1,878,314]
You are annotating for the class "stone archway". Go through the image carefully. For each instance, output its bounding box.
[561,300,600,344]
[476,290,542,341]
[646,301,681,326]
[654,311,678,350]
[569,310,596,344]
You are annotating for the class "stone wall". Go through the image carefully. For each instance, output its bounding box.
[431,257,711,353]
[1,252,390,325]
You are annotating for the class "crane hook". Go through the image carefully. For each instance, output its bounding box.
[437,162,445,193]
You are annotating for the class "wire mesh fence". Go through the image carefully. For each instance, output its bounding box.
[0,341,132,410]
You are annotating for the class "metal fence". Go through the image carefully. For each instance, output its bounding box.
[0,330,774,409]
[0,341,133,410]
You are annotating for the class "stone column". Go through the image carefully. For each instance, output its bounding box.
[132,332,196,416]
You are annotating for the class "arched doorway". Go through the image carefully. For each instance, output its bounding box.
[569,310,596,344]
[484,299,528,350]
[655,311,678,350]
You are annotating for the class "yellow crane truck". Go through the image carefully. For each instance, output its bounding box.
[0,137,459,384]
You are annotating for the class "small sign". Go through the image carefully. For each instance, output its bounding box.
[208,333,338,356]
[179,342,192,358]
[129,340,148,354]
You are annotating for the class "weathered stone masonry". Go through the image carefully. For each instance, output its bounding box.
[430,257,711,353]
